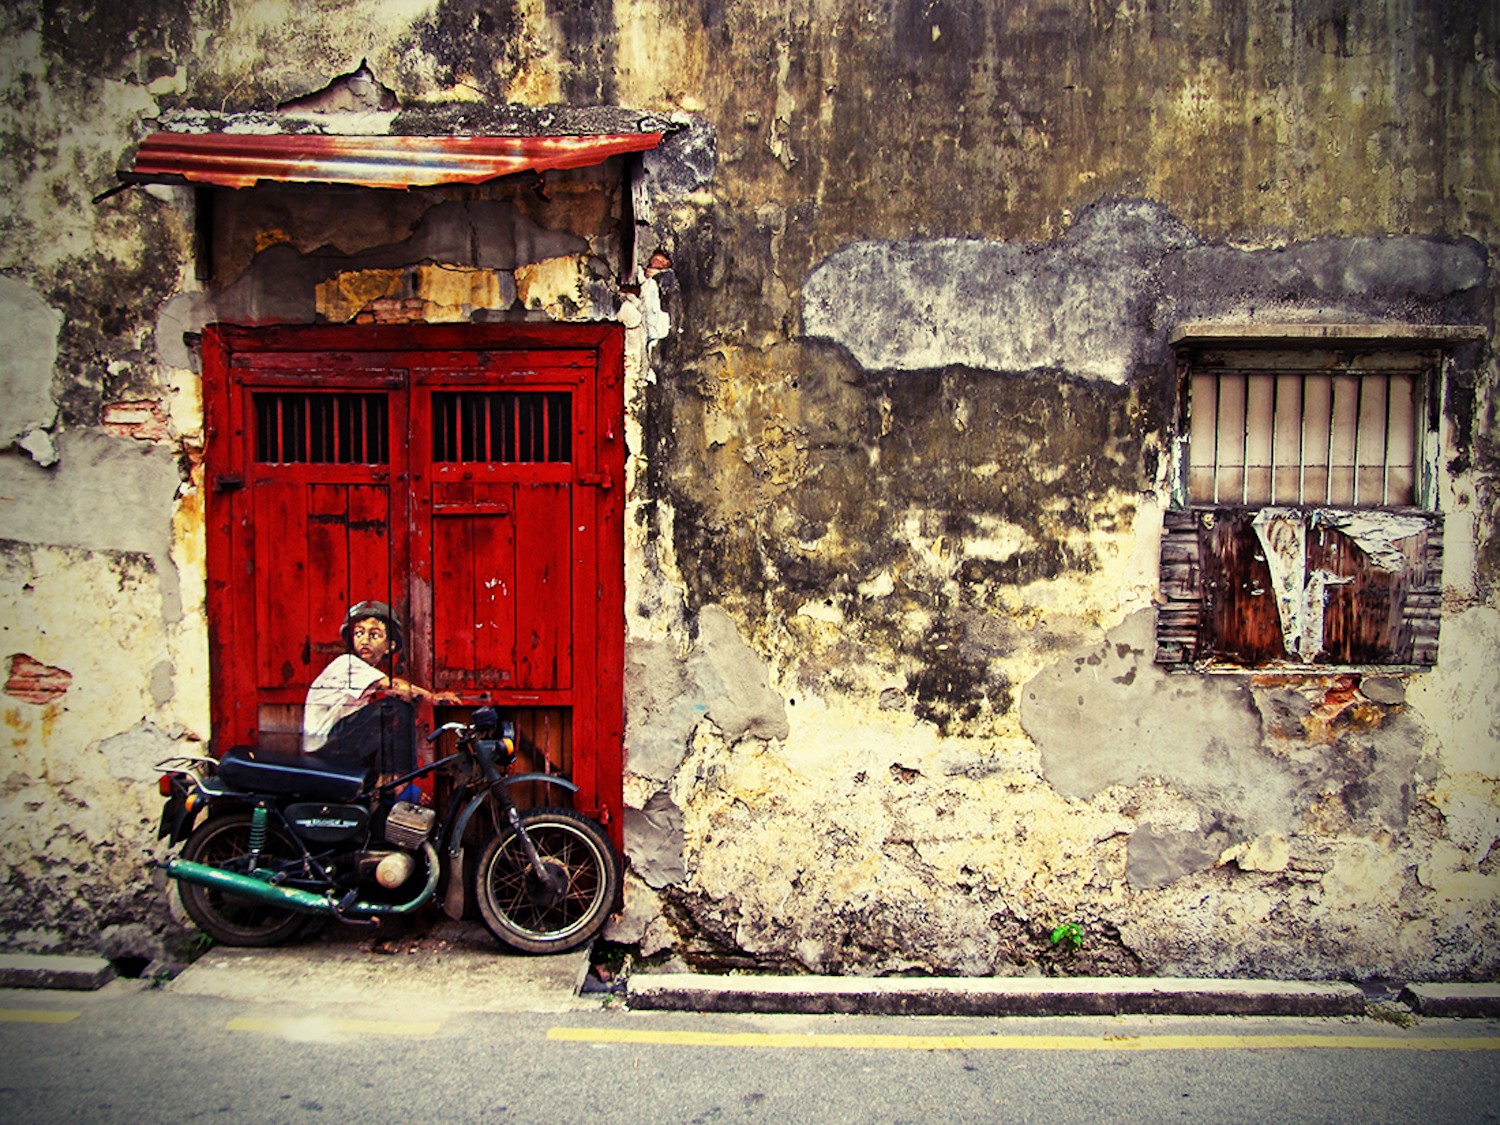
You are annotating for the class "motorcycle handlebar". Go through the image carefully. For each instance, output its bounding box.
[424,704,504,745]
[426,708,509,784]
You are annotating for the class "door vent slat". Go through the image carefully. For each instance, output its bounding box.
[432,391,571,464]
[254,392,389,465]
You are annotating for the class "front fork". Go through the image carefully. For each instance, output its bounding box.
[444,770,580,917]
[496,789,563,895]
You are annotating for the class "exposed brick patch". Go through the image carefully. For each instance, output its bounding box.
[5,654,72,704]
[354,296,429,325]
[316,267,406,323]
[319,265,508,324]
[101,400,171,442]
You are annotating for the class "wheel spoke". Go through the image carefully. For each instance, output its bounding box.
[476,813,617,948]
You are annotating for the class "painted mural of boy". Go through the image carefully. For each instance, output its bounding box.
[302,599,460,778]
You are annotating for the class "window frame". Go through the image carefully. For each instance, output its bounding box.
[1167,323,1473,515]
[1158,323,1480,674]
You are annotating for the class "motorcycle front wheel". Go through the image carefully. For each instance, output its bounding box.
[474,808,621,954]
[178,812,312,947]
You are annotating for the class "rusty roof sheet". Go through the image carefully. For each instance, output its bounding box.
[123,130,664,190]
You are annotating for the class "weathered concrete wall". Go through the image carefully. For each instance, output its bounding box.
[1,0,1496,981]
[607,0,1500,980]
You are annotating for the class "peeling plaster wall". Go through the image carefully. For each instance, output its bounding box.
[1,0,1497,981]
[0,0,675,961]
[0,543,192,958]
[609,1,1500,982]
[805,203,1194,383]
[0,277,65,462]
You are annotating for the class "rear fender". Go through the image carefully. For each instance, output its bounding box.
[156,756,242,845]
[158,794,196,844]
[157,774,218,845]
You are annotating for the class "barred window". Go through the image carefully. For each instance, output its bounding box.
[254,392,389,465]
[1188,367,1421,508]
[1156,328,1471,672]
[431,391,572,464]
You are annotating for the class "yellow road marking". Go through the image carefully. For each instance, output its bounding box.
[549,1028,1500,1052]
[227,1016,441,1039]
[0,1008,80,1024]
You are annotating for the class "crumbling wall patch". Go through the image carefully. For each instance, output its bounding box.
[0,277,64,463]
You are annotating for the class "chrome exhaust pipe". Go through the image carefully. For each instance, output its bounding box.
[164,842,440,917]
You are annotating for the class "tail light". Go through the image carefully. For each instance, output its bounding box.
[158,774,175,797]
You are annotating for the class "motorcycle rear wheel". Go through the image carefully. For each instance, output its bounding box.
[178,812,312,947]
[474,808,621,954]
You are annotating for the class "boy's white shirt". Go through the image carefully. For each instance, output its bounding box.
[302,653,385,753]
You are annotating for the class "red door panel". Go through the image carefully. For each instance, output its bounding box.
[431,480,519,691]
[414,378,579,699]
[252,482,395,692]
[250,479,310,692]
[513,481,573,691]
[306,483,394,670]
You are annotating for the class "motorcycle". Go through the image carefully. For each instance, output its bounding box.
[154,706,621,955]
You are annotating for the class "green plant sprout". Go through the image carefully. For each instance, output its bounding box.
[1049,922,1084,951]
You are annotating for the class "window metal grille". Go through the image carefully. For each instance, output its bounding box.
[254,392,389,464]
[1188,370,1420,507]
[431,391,572,464]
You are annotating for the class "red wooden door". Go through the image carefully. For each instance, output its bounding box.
[202,325,625,838]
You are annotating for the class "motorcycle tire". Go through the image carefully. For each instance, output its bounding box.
[178,812,312,947]
[474,807,622,955]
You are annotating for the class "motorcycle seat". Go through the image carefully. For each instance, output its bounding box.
[217,747,370,801]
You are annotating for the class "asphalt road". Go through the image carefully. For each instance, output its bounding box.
[2,982,1497,1123]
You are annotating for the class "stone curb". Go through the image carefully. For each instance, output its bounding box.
[1398,983,1500,1018]
[626,974,1369,1018]
[0,954,116,991]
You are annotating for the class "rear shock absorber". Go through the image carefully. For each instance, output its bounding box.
[247,805,269,871]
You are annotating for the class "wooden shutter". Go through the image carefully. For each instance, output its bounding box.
[1155,507,1443,670]
[1155,508,1205,667]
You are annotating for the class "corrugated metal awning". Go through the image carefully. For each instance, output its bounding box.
[120,130,665,190]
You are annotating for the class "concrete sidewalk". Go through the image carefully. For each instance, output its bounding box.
[164,919,595,1014]
[3,920,592,1015]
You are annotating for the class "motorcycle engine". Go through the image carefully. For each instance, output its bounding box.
[351,803,437,889]
[384,801,435,848]
[357,850,417,888]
